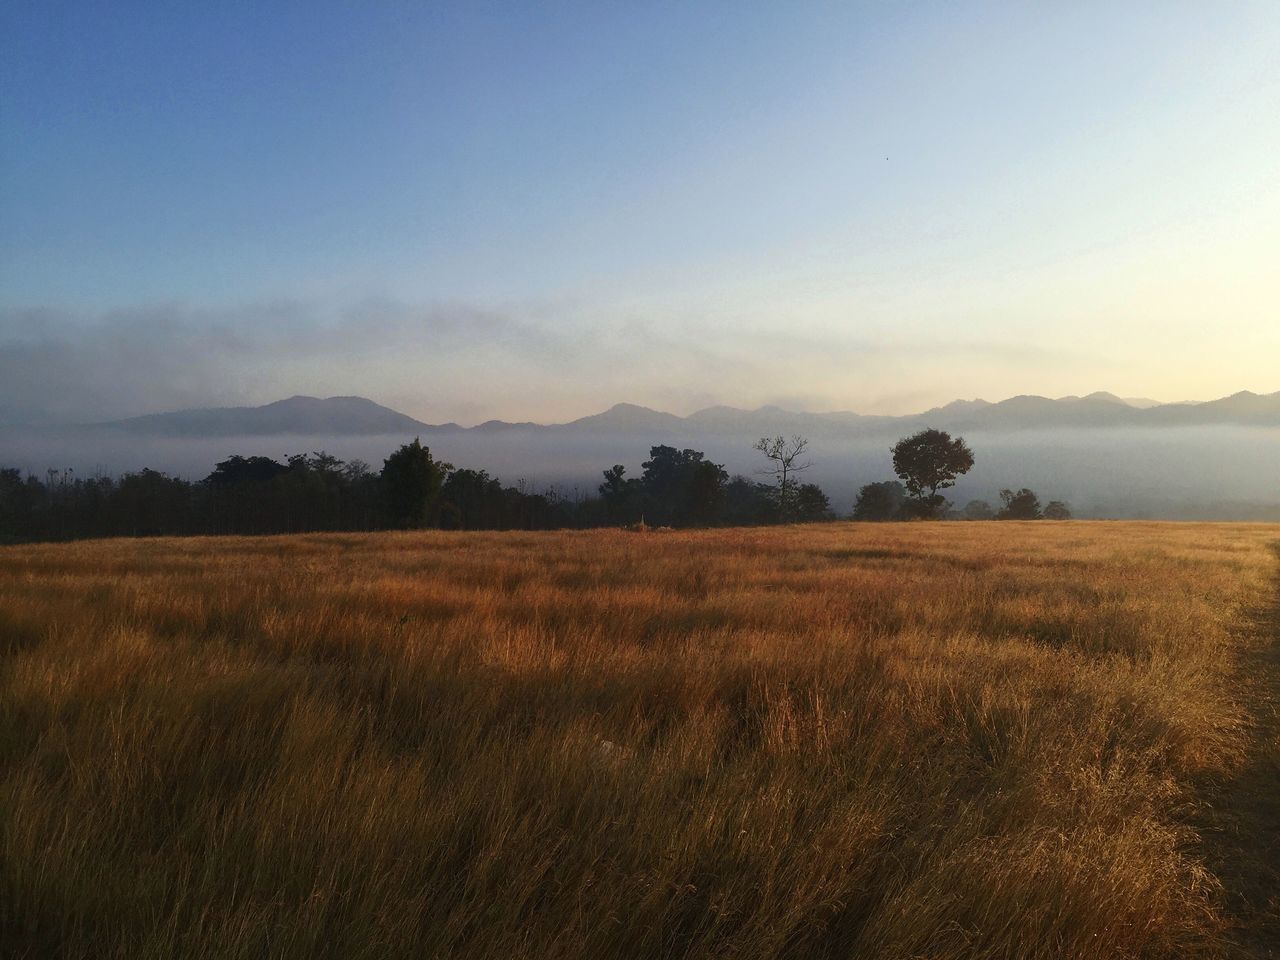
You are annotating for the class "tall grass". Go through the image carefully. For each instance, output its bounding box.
[0,522,1275,959]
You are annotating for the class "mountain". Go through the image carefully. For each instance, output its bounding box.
[920,392,1143,429]
[561,402,687,432]
[93,388,1280,439]
[9,388,1278,520]
[1145,390,1280,426]
[99,395,440,437]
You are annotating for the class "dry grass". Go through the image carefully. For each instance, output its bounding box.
[1,522,1277,959]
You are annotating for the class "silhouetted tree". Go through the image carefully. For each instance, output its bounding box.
[114,468,191,536]
[381,438,451,528]
[0,468,44,542]
[599,465,628,500]
[722,476,778,525]
[598,464,644,524]
[891,429,974,518]
[640,446,729,527]
[441,468,506,529]
[683,459,730,526]
[997,488,1043,520]
[206,455,289,486]
[753,435,811,521]
[1043,500,1072,520]
[793,483,833,522]
[204,455,290,533]
[962,499,995,520]
[852,481,905,521]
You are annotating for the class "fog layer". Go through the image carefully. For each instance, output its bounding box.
[3,424,1277,521]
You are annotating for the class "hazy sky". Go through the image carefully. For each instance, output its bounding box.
[2,2,1277,424]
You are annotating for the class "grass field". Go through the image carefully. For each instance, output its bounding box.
[1,522,1277,959]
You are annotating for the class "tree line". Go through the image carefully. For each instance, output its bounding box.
[852,428,1070,521]
[0,427,1069,544]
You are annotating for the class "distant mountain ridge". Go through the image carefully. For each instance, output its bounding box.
[100,395,443,437]
[96,389,1280,437]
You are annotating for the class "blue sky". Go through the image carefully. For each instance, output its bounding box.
[2,2,1277,423]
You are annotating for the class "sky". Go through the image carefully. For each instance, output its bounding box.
[2,1,1278,425]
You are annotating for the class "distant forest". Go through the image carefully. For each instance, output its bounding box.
[0,430,1070,544]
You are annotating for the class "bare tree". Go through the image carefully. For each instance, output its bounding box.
[753,435,812,521]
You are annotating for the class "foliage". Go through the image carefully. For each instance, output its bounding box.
[998,488,1044,520]
[852,480,906,521]
[721,476,780,525]
[792,482,833,522]
[890,428,975,517]
[641,446,729,527]
[380,438,451,528]
[962,499,995,520]
[2,440,835,543]
[1044,500,1072,520]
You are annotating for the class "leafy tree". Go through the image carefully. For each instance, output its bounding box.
[598,465,644,524]
[381,438,451,528]
[277,452,349,532]
[997,488,1043,520]
[441,468,500,529]
[753,435,812,521]
[639,446,728,527]
[114,468,190,536]
[1043,500,1072,520]
[0,468,44,542]
[203,456,289,534]
[852,481,905,521]
[793,483,833,522]
[683,458,730,526]
[600,464,628,500]
[206,455,288,486]
[722,476,777,525]
[962,499,994,520]
[890,429,974,518]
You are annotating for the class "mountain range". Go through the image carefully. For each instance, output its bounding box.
[96,389,1280,437]
[1,387,1273,521]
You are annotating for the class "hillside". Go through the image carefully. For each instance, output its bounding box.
[98,395,441,437]
[93,389,1280,438]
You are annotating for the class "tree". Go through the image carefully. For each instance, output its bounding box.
[600,464,628,500]
[890,429,974,518]
[381,438,451,528]
[114,468,190,536]
[722,476,777,525]
[203,455,290,534]
[440,468,506,529]
[206,455,288,486]
[0,468,42,542]
[683,458,730,526]
[852,481,905,521]
[639,446,728,527]
[962,499,994,520]
[598,465,642,524]
[793,483,833,522]
[277,452,352,532]
[1043,500,1072,520]
[997,488,1042,520]
[753,435,812,521]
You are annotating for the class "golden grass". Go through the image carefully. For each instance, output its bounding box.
[1,522,1277,959]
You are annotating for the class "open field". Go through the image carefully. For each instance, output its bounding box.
[1,522,1277,959]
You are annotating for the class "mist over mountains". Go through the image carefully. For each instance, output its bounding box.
[90,388,1280,436]
[3,390,1278,521]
